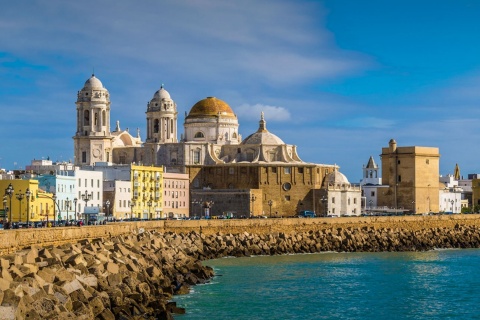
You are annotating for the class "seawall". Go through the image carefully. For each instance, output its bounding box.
[1,214,480,255]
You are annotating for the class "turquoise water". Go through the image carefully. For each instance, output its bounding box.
[174,249,480,319]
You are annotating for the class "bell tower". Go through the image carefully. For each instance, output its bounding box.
[73,74,113,166]
[145,84,178,144]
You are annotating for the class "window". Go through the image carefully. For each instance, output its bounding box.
[332,197,335,204]
[298,167,304,174]
[272,167,277,174]
[397,160,401,164]
[102,110,106,126]
[154,119,159,133]
[426,159,430,164]
[194,132,204,138]
[193,151,200,164]
[284,195,290,201]
[284,167,291,174]
[84,110,90,124]
[283,183,291,191]
[371,191,375,197]
[82,152,87,163]
[398,175,402,182]
[229,168,235,175]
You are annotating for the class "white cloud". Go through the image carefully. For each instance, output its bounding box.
[236,104,291,122]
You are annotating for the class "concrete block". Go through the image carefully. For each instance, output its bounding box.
[0,306,15,320]
[0,277,11,291]
[75,274,98,288]
[62,279,84,295]
[105,262,119,274]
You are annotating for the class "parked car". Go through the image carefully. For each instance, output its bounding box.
[298,210,316,218]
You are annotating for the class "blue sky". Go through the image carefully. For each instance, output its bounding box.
[1,0,480,182]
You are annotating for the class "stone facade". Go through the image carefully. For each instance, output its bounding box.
[378,139,440,214]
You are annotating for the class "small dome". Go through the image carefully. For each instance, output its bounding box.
[83,74,104,89]
[241,131,285,145]
[325,170,349,184]
[153,85,171,100]
[241,112,284,145]
[187,97,235,118]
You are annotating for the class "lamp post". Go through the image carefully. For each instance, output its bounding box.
[52,194,57,227]
[25,188,31,226]
[81,191,92,224]
[5,183,14,227]
[451,199,454,214]
[65,198,70,224]
[268,200,273,218]
[411,201,415,215]
[2,197,7,226]
[73,198,78,221]
[105,200,110,221]
[16,191,25,223]
[250,195,256,218]
[130,201,135,220]
[147,199,152,220]
[321,196,328,217]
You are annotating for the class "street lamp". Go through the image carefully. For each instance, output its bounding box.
[52,194,57,227]
[25,188,31,226]
[268,200,273,218]
[2,197,7,226]
[81,191,92,224]
[16,191,25,223]
[147,199,152,220]
[5,183,14,227]
[451,199,454,214]
[65,198,70,224]
[411,201,415,215]
[73,198,78,221]
[250,195,256,218]
[105,200,110,221]
[130,201,135,220]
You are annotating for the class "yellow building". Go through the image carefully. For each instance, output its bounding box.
[0,180,56,224]
[378,139,440,214]
[130,165,163,219]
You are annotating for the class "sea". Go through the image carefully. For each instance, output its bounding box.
[173,249,480,320]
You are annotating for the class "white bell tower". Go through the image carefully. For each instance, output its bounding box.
[73,74,113,166]
[145,85,178,144]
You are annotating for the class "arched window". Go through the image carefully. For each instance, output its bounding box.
[102,110,106,126]
[94,113,98,125]
[84,110,90,125]
[232,132,237,139]
[194,132,205,138]
[154,119,159,133]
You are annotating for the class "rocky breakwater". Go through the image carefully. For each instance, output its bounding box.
[197,224,480,258]
[1,223,480,319]
[0,230,214,320]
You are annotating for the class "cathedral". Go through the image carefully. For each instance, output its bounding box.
[73,74,361,217]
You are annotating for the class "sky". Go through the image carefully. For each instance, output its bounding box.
[1,0,480,182]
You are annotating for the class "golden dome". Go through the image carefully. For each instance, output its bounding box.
[187,97,235,118]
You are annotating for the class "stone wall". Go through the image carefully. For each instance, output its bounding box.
[1,215,480,255]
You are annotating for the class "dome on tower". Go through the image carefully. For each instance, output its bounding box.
[153,85,171,100]
[187,97,235,118]
[83,74,104,89]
